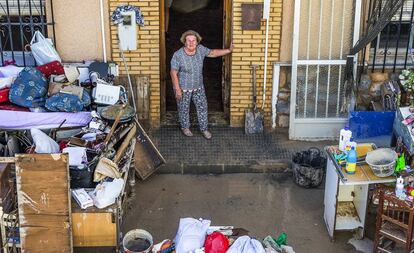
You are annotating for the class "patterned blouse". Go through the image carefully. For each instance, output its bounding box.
[170,44,211,91]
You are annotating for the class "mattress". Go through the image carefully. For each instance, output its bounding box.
[0,110,92,129]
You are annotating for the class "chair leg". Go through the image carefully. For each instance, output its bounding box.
[405,238,412,253]
[373,211,383,252]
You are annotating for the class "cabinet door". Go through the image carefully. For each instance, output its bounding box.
[72,212,116,247]
[324,158,339,240]
[16,154,72,253]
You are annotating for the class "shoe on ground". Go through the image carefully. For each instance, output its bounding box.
[181,128,193,137]
[202,130,212,140]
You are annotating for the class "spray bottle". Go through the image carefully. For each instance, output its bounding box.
[396,176,405,199]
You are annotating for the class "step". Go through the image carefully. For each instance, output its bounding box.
[156,159,292,174]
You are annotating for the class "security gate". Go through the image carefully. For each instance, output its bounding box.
[290,0,362,139]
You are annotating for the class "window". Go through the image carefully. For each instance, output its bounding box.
[0,0,54,66]
[369,0,414,69]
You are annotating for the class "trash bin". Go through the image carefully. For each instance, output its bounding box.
[292,147,327,188]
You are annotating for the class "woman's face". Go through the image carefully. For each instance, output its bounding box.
[184,35,198,52]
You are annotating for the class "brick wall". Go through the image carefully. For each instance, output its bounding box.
[230,0,283,127]
[108,0,283,128]
[109,0,160,127]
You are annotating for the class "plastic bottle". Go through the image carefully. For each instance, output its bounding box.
[396,176,404,199]
[345,138,357,152]
[339,127,352,152]
[345,146,357,174]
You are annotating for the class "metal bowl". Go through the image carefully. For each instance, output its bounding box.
[100,104,135,123]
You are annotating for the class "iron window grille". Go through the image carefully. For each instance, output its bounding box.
[0,0,55,67]
[366,0,414,72]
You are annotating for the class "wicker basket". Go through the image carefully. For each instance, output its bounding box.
[365,148,397,177]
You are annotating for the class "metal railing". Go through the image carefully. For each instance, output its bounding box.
[359,0,414,75]
[0,0,55,66]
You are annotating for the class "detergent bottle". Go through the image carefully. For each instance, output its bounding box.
[345,138,357,153]
[339,127,352,152]
[345,146,357,174]
[396,176,405,199]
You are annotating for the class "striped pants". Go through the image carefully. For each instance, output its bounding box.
[177,88,208,131]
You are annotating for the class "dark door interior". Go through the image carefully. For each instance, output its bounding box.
[165,0,224,113]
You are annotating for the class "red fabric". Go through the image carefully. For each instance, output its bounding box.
[36,60,64,78]
[0,88,9,103]
[204,232,229,253]
[0,102,30,111]
[59,140,69,151]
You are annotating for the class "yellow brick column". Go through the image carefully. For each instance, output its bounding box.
[230,0,283,127]
[109,0,161,128]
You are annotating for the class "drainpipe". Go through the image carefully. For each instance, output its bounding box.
[262,0,270,110]
[99,0,107,63]
[262,10,270,109]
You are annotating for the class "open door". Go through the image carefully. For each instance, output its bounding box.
[161,0,231,124]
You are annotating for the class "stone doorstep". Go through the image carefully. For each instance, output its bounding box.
[156,159,292,174]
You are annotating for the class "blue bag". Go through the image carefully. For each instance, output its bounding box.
[45,91,91,112]
[9,67,48,108]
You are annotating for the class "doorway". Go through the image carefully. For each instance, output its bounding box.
[161,0,231,125]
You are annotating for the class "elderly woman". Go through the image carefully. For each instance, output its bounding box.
[170,30,233,139]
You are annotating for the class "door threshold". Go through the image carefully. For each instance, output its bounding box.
[161,111,228,126]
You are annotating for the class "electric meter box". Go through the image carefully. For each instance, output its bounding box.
[118,10,137,51]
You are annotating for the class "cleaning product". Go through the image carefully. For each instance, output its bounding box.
[345,146,357,174]
[396,176,405,199]
[395,153,406,173]
[345,138,357,152]
[339,127,352,152]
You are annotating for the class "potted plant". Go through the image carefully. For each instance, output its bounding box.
[399,69,414,105]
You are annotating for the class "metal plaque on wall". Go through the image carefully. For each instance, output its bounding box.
[242,3,263,30]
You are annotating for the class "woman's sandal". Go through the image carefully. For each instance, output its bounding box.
[181,128,194,137]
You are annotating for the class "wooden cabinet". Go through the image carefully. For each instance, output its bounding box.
[72,206,117,247]
[71,159,132,249]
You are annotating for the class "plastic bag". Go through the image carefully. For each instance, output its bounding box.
[226,236,265,253]
[92,178,124,208]
[62,147,87,166]
[30,31,61,65]
[174,218,211,253]
[292,147,326,188]
[204,232,229,253]
[31,128,59,154]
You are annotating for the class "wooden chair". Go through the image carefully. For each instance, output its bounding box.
[373,189,414,253]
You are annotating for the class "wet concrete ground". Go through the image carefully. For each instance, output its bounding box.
[122,173,362,253]
[75,173,372,252]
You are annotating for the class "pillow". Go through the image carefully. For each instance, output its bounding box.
[36,60,64,78]
[0,65,24,78]
[9,67,48,108]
